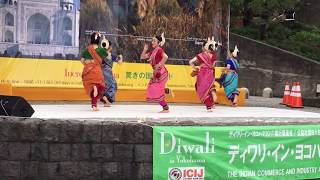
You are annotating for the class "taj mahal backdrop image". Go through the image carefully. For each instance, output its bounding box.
[0,0,80,59]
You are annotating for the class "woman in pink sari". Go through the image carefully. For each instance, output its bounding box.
[140,33,170,113]
[189,37,218,112]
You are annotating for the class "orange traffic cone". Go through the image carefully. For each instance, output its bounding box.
[281,82,290,105]
[290,82,303,108]
[287,82,295,107]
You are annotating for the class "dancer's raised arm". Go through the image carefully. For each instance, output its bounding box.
[140,43,150,60]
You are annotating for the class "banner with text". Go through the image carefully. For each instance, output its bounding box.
[0,57,216,90]
[153,125,320,180]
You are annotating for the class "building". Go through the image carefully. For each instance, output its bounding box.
[0,0,80,59]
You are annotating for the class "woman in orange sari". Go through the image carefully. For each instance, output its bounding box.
[80,32,108,111]
[189,37,218,112]
[140,33,170,113]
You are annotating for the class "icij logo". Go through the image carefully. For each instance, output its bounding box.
[169,168,182,180]
[168,167,205,180]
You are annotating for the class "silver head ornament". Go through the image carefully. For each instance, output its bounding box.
[232,45,239,57]
[159,32,166,46]
[204,36,222,51]
[100,35,110,50]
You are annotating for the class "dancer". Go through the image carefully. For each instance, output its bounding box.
[80,32,107,111]
[140,33,170,113]
[189,37,218,112]
[219,46,240,106]
[100,36,123,106]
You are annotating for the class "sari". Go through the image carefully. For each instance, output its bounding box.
[102,54,118,103]
[195,52,216,108]
[146,47,169,102]
[223,57,240,102]
[81,45,106,106]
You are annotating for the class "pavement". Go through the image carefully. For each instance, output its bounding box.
[246,96,320,114]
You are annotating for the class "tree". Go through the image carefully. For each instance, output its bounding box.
[230,0,253,26]
[155,0,182,16]
[231,0,300,39]
[249,0,298,16]
[196,0,230,61]
[251,0,300,40]
[80,0,113,48]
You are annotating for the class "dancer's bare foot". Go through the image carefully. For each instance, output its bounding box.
[92,106,99,111]
[212,92,217,103]
[93,86,98,97]
[104,102,111,107]
[165,88,175,98]
[102,96,112,107]
[207,105,215,112]
[103,103,111,107]
[159,110,170,113]
[233,96,238,107]
[169,89,175,98]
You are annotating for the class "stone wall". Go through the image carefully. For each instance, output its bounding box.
[2,116,320,179]
[0,117,152,180]
[230,33,320,98]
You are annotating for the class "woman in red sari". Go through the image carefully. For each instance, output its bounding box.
[189,37,218,112]
[140,33,170,113]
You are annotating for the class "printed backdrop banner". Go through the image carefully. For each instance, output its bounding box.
[153,125,320,180]
[0,57,214,90]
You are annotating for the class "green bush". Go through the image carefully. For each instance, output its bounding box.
[232,25,260,39]
[267,24,292,41]
[290,31,320,47]
[284,31,320,60]
[232,24,320,61]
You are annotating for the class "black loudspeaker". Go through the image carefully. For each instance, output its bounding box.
[0,95,34,117]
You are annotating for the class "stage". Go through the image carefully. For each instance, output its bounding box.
[2,100,320,180]
[31,103,320,123]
